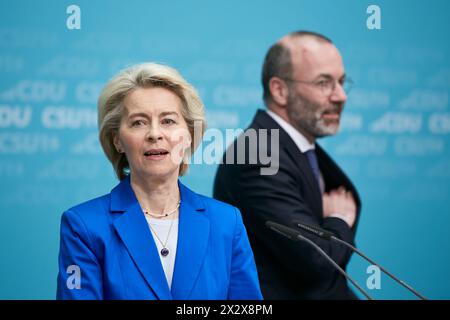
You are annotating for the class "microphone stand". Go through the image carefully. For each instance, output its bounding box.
[293,220,427,300]
[266,221,374,300]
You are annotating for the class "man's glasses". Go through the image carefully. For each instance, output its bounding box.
[281,77,354,96]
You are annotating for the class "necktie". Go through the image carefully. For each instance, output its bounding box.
[305,149,321,187]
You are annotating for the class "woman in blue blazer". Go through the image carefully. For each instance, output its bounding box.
[57,62,262,300]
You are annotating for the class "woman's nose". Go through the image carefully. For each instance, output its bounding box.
[145,124,163,141]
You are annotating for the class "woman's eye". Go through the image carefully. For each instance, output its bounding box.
[162,118,176,125]
[131,120,145,127]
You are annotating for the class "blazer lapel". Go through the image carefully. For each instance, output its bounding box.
[171,181,210,300]
[110,177,172,300]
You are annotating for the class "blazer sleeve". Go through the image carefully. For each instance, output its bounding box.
[232,163,354,281]
[56,209,103,300]
[227,207,263,300]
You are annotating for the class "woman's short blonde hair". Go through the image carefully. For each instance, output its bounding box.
[98,62,206,180]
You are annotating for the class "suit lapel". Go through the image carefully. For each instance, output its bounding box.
[253,110,323,209]
[292,147,323,199]
[110,177,172,300]
[316,143,361,215]
[171,181,210,300]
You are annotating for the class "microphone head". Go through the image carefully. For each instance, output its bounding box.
[265,221,301,241]
[292,220,335,240]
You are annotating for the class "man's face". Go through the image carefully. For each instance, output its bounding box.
[286,40,347,141]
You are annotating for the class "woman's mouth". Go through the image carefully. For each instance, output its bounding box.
[144,149,169,160]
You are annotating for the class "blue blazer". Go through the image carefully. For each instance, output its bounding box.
[57,176,262,300]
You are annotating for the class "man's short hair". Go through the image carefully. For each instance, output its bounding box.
[261,30,333,104]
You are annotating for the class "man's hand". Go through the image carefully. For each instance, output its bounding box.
[322,186,356,228]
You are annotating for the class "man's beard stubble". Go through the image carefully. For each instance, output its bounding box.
[286,90,343,140]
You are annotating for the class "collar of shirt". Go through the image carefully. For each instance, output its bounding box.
[266,109,315,153]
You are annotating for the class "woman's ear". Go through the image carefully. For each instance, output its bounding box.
[113,134,123,153]
[269,77,289,106]
[185,132,192,149]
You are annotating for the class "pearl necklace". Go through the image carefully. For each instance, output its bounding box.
[143,201,180,218]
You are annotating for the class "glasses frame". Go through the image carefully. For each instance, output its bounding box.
[280,76,354,96]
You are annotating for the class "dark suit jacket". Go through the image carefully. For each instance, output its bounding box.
[213,110,361,300]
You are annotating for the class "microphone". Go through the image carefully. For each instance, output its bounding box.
[293,220,427,300]
[265,221,373,300]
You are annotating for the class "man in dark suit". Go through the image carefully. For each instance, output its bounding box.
[213,31,361,299]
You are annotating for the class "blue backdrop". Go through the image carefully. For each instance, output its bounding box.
[1,0,449,299]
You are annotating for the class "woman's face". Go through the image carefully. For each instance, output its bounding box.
[114,87,191,181]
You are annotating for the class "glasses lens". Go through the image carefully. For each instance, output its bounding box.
[343,78,353,94]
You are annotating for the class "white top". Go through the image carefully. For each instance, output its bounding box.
[144,215,179,289]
